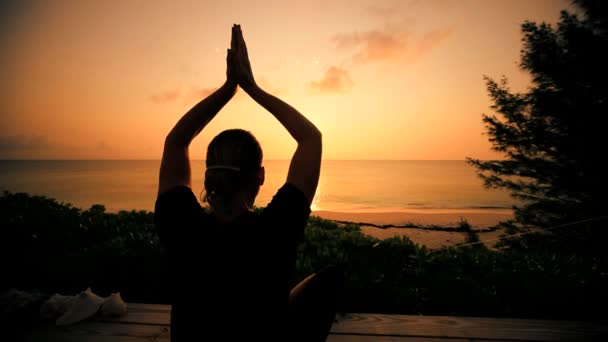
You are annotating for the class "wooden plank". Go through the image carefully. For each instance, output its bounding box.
[122,303,170,312]
[68,322,169,337]
[101,304,608,341]
[19,303,608,341]
[18,322,169,342]
[327,336,473,342]
[97,303,169,325]
[18,322,489,342]
[331,313,607,341]
[98,311,168,326]
[328,336,523,342]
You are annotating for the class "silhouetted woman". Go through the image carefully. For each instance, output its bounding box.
[155,25,341,341]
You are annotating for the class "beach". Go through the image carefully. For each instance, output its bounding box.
[313,209,514,249]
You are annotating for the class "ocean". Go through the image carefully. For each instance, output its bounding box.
[0,160,516,213]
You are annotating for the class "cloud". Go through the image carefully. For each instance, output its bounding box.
[0,134,145,159]
[331,26,453,64]
[365,4,400,20]
[255,77,286,96]
[367,0,461,16]
[151,86,217,105]
[333,28,408,63]
[189,87,214,99]
[310,66,353,94]
[0,134,117,158]
[183,81,286,104]
[417,29,454,56]
[183,87,215,104]
[0,134,50,151]
[0,134,54,158]
[96,140,112,150]
[149,89,180,104]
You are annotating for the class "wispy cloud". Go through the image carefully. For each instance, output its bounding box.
[332,28,408,63]
[0,134,128,159]
[331,26,453,64]
[310,66,353,94]
[367,0,462,17]
[189,87,215,99]
[417,29,454,56]
[152,79,289,105]
[183,87,215,104]
[151,86,218,105]
[255,77,287,96]
[96,140,112,150]
[149,90,180,104]
[311,3,454,96]
[365,4,401,20]
[0,134,51,151]
[0,134,54,158]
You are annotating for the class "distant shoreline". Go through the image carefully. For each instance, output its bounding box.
[313,209,514,249]
[313,209,513,227]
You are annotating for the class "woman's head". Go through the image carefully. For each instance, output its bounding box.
[203,129,264,215]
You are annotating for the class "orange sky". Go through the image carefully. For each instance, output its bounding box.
[0,0,570,160]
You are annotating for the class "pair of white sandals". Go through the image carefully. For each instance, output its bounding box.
[40,287,127,325]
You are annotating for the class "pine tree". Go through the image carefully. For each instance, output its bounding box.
[467,0,608,230]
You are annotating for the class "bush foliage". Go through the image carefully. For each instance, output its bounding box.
[1,191,606,319]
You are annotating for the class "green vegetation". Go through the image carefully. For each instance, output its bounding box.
[2,191,606,320]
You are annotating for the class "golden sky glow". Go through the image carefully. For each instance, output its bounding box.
[1,0,569,160]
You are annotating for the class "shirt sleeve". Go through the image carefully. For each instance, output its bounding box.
[154,186,202,252]
[262,183,311,243]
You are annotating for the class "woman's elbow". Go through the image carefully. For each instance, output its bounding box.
[311,127,322,143]
[300,130,322,151]
[164,132,187,148]
[164,134,176,148]
[307,129,322,147]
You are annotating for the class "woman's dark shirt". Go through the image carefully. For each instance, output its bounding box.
[154,183,311,340]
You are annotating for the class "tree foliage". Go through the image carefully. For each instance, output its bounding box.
[468,0,608,229]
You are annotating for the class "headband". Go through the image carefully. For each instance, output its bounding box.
[206,165,241,171]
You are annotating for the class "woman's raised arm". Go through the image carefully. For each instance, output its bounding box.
[158,32,238,195]
[233,25,322,204]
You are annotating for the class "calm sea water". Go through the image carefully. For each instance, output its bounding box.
[0,160,515,213]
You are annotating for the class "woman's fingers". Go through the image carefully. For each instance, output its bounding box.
[236,26,247,66]
[238,25,249,56]
[235,25,241,52]
[231,25,237,52]
[226,25,239,85]
[230,24,255,89]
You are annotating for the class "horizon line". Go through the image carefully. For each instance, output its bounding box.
[0,158,485,162]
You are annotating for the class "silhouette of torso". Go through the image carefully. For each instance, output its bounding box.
[155,184,310,341]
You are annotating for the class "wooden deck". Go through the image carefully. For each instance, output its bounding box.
[19,303,607,341]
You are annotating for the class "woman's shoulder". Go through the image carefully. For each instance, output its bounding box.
[272,183,308,202]
[154,185,204,220]
[260,183,311,223]
[156,185,196,201]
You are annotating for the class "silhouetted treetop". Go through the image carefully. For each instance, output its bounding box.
[468,0,608,231]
